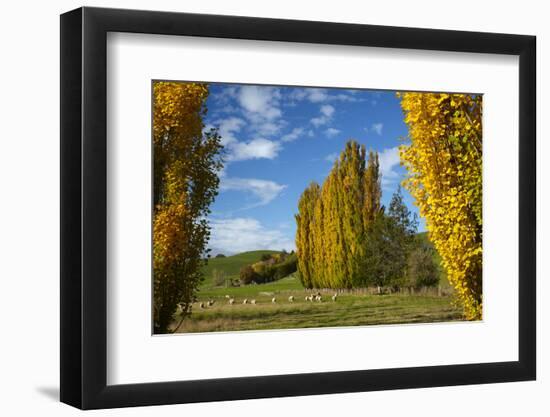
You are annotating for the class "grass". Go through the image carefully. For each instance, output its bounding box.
[173,273,465,333]
[175,240,462,334]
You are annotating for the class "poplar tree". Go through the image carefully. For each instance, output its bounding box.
[338,141,367,287]
[399,92,483,319]
[364,150,382,226]
[295,182,320,288]
[295,140,382,289]
[152,81,223,333]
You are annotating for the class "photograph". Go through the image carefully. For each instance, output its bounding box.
[152,81,483,334]
[49,2,538,412]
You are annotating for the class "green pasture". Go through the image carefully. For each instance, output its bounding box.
[173,274,464,333]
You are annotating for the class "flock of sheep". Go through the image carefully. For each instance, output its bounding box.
[195,292,339,309]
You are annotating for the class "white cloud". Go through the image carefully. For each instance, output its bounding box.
[311,116,328,127]
[307,130,315,138]
[234,85,287,140]
[227,138,282,162]
[211,86,238,103]
[325,152,338,162]
[220,177,287,206]
[371,123,384,135]
[320,104,335,117]
[288,89,308,101]
[238,86,282,120]
[209,217,295,255]
[325,128,340,138]
[307,88,329,103]
[253,120,284,137]
[378,146,401,187]
[288,88,363,104]
[213,116,282,161]
[310,104,336,127]
[281,127,305,142]
[215,117,246,146]
[334,93,361,102]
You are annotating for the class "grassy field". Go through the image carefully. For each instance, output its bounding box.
[172,244,462,334]
[172,273,464,333]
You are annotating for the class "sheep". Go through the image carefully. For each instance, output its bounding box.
[331,293,338,302]
[228,298,235,305]
[199,302,205,309]
[207,299,215,307]
[288,295,294,303]
[315,295,322,302]
[271,297,277,303]
[243,298,248,304]
[251,299,256,305]
[225,295,230,299]
[305,296,310,301]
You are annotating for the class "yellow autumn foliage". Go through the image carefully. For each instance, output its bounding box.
[152,81,223,333]
[398,92,483,320]
[295,141,382,289]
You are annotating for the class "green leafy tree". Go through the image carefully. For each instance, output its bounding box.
[406,245,440,288]
[361,187,417,287]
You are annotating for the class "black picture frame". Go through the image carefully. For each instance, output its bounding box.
[60,6,536,410]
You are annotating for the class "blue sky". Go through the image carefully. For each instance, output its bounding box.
[202,83,424,255]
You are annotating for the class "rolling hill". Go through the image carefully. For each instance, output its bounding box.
[201,235,450,290]
[201,250,280,288]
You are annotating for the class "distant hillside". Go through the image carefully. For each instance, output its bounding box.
[201,250,280,288]
[416,232,450,288]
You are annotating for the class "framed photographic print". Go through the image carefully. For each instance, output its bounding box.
[60,6,536,410]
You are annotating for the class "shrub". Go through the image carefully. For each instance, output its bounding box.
[239,253,298,285]
[240,265,259,285]
[260,253,273,262]
[272,253,298,280]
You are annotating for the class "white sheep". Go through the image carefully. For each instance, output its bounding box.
[305,296,309,301]
[251,299,256,305]
[229,298,235,305]
[199,302,205,309]
[207,299,215,307]
[331,293,338,302]
[225,295,230,299]
[288,295,294,302]
[271,297,277,303]
[243,298,248,304]
[315,295,322,302]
